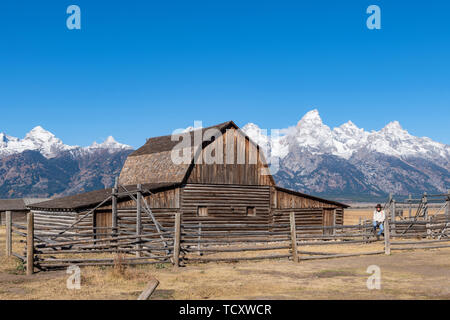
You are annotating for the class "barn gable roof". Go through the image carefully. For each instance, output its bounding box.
[118,120,247,186]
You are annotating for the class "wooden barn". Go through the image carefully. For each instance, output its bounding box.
[28,121,348,237]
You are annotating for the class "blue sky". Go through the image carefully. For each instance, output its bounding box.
[0,0,449,148]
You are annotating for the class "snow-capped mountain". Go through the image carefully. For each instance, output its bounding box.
[243,110,450,200]
[0,127,133,198]
[0,126,77,158]
[1,117,448,201]
[244,109,450,162]
[88,136,134,151]
[0,126,132,159]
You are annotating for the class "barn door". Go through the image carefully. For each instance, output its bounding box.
[94,210,112,239]
[323,209,335,235]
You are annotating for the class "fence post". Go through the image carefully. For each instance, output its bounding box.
[408,194,412,218]
[388,192,392,218]
[6,211,12,257]
[423,192,428,220]
[290,212,298,262]
[332,209,337,236]
[363,219,369,243]
[360,218,365,242]
[384,216,390,255]
[197,222,202,256]
[391,199,396,235]
[112,177,118,236]
[426,220,431,239]
[445,189,450,220]
[26,212,34,275]
[136,184,142,257]
[173,212,181,267]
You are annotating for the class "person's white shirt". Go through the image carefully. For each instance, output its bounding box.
[373,210,385,223]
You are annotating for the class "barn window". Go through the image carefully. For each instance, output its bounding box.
[247,206,256,216]
[197,206,208,217]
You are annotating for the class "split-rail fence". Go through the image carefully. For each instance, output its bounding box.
[4,189,450,274]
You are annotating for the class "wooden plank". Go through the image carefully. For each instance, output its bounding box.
[391,244,450,251]
[423,192,428,219]
[391,239,450,245]
[112,178,118,235]
[173,212,181,267]
[299,251,384,261]
[136,184,142,257]
[446,189,450,218]
[184,244,290,253]
[290,212,298,263]
[38,260,169,268]
[384,217,391,255]
[6,211,12,257]
[137,279,160,300]
[185,253,291,263]
[391,199,396,235]
[27,212,34,275]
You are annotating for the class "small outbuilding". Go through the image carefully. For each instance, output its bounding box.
[0,198,48,225]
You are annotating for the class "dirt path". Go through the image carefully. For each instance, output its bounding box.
[1,225,449,300]
[1,248,449,300]
[149,248,450,300]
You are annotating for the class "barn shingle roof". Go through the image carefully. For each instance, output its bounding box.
[0,199,27,211]
[119,121,241,186]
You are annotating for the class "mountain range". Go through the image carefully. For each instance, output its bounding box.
[0,127,133,198]
[242,110,450,201]
[0,111,448,201]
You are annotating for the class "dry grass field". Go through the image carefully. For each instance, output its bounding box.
[344,207,443,225]
[1,225,449,300]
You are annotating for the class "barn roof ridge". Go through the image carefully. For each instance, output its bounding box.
[129,120,238,157]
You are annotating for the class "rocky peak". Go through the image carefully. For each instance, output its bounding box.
[0,127,131,159]
[88,136,133,151]
[296,109,323,127]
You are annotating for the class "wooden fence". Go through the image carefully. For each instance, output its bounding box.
[388,214,450,252]
[4,189,450,274]
[180,220,292,264]
[292,215,385,261]
[4,211,28,264]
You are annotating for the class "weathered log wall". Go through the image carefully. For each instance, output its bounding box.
[181,184,271,217]
[187,128,274,186]
[271,187,338,209]
[114,188,180,209]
